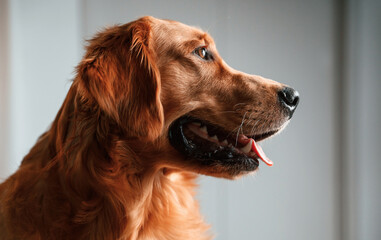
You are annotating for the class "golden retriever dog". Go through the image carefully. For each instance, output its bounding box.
[0,16,299,239]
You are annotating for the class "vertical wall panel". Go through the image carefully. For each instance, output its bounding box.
[0,0,10,180]
[344,0,381,239]
[356,0,381,235]
[7,0,82,177]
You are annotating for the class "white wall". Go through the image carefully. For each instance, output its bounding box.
[344,0,381,240]
[3,0,82,178]
[0,0,10,180]
[0,0,380,240]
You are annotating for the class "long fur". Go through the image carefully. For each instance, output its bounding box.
[0,16,293,240]
[0,17,210,240]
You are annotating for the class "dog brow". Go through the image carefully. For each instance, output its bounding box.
[183,39,204,49]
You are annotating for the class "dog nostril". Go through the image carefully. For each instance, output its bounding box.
[278,87,300,112]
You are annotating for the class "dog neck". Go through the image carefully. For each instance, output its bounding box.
[10,85,211,239]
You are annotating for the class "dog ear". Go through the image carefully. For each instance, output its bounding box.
[77,18,164,141]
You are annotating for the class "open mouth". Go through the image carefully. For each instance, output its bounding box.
[168,115,278,174]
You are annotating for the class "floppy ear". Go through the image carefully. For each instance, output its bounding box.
[77,18,164,140]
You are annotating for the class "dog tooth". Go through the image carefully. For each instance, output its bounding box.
[200,126,208,134]
[211,135,218,141]
[240,139,253,154]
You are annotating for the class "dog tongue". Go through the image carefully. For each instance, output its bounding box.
[251,139,273,166]
[238,135,273,166]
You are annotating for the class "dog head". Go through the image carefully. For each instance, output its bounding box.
[76,16,299,179]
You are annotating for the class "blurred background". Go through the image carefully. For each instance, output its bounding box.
[0,0,380,239]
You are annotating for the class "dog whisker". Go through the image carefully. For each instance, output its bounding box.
[243,112,255,128]
[250,119,260,137]
[226,125,242,139]
[233,103,247,109]
[235,111,248,146]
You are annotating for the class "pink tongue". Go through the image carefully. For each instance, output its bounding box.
[251,139,273,166]
[237,135,273,166]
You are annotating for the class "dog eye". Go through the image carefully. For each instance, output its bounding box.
[194,47,213,61]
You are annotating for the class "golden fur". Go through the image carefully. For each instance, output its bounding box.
[0,16,295,239]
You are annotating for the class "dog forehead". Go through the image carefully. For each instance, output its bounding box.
[150,17,213,47]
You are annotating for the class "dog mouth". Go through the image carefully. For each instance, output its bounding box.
[168,115,278,174]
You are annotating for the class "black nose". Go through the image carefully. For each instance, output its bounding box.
[278,87,300,117]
